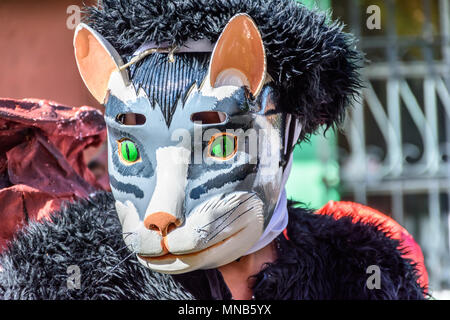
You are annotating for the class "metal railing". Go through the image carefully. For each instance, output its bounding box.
[333,0,450,291]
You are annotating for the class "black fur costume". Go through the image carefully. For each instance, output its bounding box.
[0,0,426,299]
[0,192,425,299]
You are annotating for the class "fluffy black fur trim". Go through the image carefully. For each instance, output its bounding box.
[249,202,427,300]
[0,193,426,300]
[0,192,193,300]
[83,0,363,139]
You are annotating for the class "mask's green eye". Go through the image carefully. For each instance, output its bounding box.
[119,139,140,163]
[208,133,237,160]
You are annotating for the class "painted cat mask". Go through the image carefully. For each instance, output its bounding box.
[74,14,302,274]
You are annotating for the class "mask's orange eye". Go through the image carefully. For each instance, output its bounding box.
[208,133,237,160]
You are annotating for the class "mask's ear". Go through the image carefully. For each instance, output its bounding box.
[208,14,266,97]
[73,23,128,104]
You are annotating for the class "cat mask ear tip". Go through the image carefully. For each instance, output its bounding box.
[73,23,101,62]
[73,23,126,105]
[73,23,88,45]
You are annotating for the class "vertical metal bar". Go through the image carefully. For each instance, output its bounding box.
[422,0,439,175]
[448,213,450,262]
[386,0,403,178]
[440,0,450,81]
[392,184,404,224]
[424,78,439,174]
[350,99,367,204]
[386,0,400,77]
[428,182,442,291]
[387,79,402,176]
[439,0,450,266]
[364,83,401,177]
[347,0,367,204]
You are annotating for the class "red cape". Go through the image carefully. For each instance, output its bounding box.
[0,98,107,251]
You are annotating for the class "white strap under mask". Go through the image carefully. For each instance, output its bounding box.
[245,116,302,255]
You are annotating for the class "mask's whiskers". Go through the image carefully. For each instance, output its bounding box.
[97,231,135,244]
[206,206,254,242]
[199,194,256,231]
[89,242,133,264]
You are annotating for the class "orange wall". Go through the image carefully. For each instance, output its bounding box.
[0,0,100,109]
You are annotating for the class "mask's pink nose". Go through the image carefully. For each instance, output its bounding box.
[144,212,180,236]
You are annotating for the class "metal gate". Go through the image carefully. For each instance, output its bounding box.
[330,0,450,292]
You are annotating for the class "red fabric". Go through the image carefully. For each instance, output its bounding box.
[0,98,107,252]
[282,228,289,241]
[316,201,429,291]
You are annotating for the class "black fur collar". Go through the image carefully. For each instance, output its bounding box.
[175,203,426,300]
[251,203,426,299]
[0,192,425,300]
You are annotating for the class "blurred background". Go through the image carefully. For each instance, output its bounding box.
[0,0,449,297]
[288,0,450,297]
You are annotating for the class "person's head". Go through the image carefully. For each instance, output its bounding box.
[74,0,361,274]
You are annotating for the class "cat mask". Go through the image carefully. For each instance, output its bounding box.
[74,0,363,273]
[74,14,302,273]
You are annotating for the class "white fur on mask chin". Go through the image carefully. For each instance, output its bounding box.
[116,192,265,274]
[138,216,264,274]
